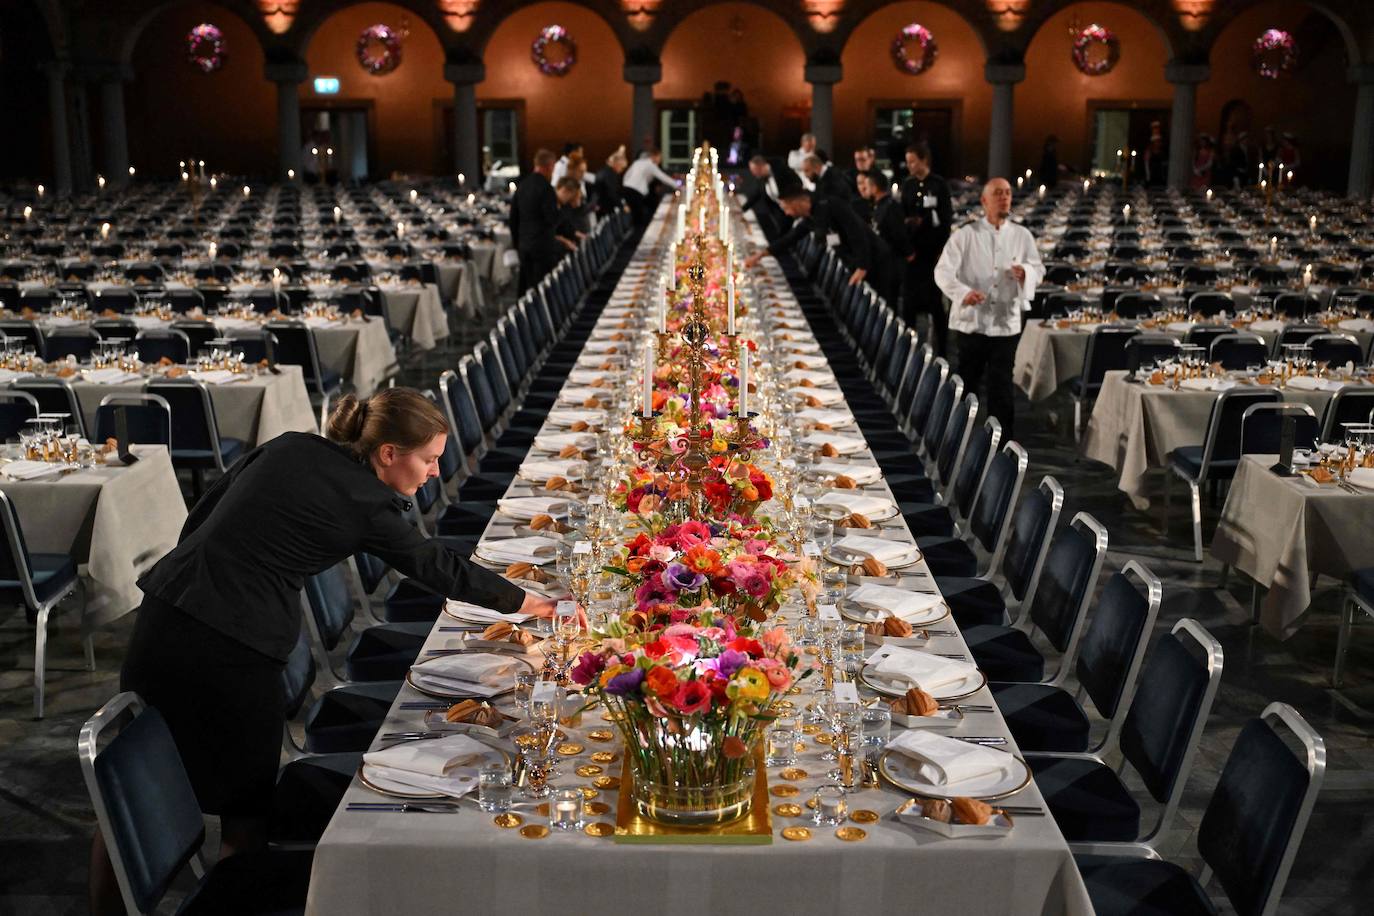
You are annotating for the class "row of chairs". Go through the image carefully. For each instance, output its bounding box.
[790,228,1326,916]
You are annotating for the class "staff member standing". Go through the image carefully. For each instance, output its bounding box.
[901,143,954,355]
[622,148,677,227]
[856,169,911,311]
[934,178,1043,438]
[510,149,562,294]
[94,389,555,908]
[743,189,874,289]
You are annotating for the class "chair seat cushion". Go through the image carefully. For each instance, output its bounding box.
[933,576,1008,628]
[2,552,79,615]
[914,535,977,578]
[343,622,431,681]
[383,577,446,623]
[302,681,399,754]
[1169,446,1238,481]
[435,502,496,539]
[1353,567,1374,605]
[1074,854,1218,916]
[991,682,1090,752]
[459,473,515,502]
[1029,755,1140,842]
[172,437,246,469]
[176,847,313,915]
[271,752,361,844]
[901,503,956,538]
[963,624,1045,683]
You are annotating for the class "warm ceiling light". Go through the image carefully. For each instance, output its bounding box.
[986,0,1031,33]
[1172,0,1215,32]
[256,1,299,34]
[803,1,845,34]
[621,1,662,33]
[437,1,479,32]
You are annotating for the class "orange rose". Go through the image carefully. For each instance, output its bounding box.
[626,556,649,574]
[645,666,679,699]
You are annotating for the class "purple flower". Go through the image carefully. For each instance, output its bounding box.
[570,652,605,686]
[634,578,675,610]
[715,649,748,678]
[605,667,645,697]
[662,562,707,593]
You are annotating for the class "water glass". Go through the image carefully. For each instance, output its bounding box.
[811,784,848,826]
[840,625,867,674]
[810,518,835,552]
[765,723,798,767]
[549,787,584,831]
[477,761,513,812]
[861,706,892,752]
[513,671,537,712]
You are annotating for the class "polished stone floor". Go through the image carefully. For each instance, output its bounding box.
[2,267,1372,913]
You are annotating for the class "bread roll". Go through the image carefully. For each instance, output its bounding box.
[832,474,857,489]
[951,797,994,826]
[920,799,953,823]
[883,616,912,638]
[861,557,888,577]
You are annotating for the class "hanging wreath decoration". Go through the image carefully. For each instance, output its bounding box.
[356,24,403,75]
[1071,23,1120,76]
[532,25,576,76]
[1252,28,1298,79]
[891,24,938,76]
[186,23,227,74]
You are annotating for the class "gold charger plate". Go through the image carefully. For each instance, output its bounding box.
[613,750,773,845]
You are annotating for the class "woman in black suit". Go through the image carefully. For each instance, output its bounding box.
[94,388,554,907]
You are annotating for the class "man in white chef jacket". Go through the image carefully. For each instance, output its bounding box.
[933,177,1043,438]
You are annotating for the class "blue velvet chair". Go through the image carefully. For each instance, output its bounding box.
[1074,702,1325,916]
[278,621,395,757]
[1333,567,1374,686]
[301,562,431,683]
[915,441,1028,579]
[1068,325,1139,439]
[993,561,1161,753]
[79,692,313,914]
[0,389,39,441]
[902,416,1002,538]
[1031,619,1222,844]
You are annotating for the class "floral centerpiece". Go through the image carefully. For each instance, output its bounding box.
[571,608,802,824]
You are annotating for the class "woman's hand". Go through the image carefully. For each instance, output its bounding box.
[519,592,589,628]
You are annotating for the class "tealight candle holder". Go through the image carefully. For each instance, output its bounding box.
[549,787,584,832]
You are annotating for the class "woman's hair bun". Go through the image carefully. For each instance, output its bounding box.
[326,394,367,444]
[325,388,448,461]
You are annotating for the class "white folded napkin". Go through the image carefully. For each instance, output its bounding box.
[1284,376,1341,392]
[886,730,1012,788]
[566,369,606,384]
[519,458,587,482]
[817,461,880,484]
[533,432,596,453]
[1179,378,1235,392]
[791,387,844,405]
[784,368,834,385]
[360,765,480,799]
[581,340,622,353]
[849,584,944,620]
[1,460,70,480]
[546,409,602,426]
[788,355,828,369]
[832,535,912,564]
[497,496,570,520]
[82,367,142,385]
[782,340,821,353]
[1338,318,1374,333]
[868,646,978,693]
[1250,319,1285,332]
[478,535,563,564]
[798,408,854,427]
[557,386,607,403]
[0,369,34,383]
[1347,467,1374,491]
[817,491,894,517]
[192,370,245,385]
[444,600,533,624]
[803,431,865,453]
[362,733,493,778]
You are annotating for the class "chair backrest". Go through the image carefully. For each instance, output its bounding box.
[966,441,1028,569]
[166,288,205,314]
[1274,324,1325,351]
[906,355,948,435]
[1080,325,1139,392]
[1184,323,1231,355]
[999,476,1065,608]
[1320,388,1374,442]
[1119,618,1224,843]
[1306,333,1364,368]
[281,623,318,720]
[0,489,43,606]
[1241,402,1319,455]
[894,341,930,407]
[145,379,226,465]
[0,320,43,353]
[476,340,512,415]
[264,321,326,389]
[94,393,172,445]
[133,328,191,365]
[1273,292,1317,319]
[12,379,86,437]
[0,390,40,441]
[1074,560,1162,752]
[933,392,977,491]
[440,367,484,462]
[1026,511,1108,672]
[1114,293,1162,320]
[1209,333,1267,371]
[1196,702,1325,916]
[882,328,916,397]
[302,562,357,652]
[170,320,218,354]
[78,692,207,916]
[921,374,964,457]
[1124,334,1181,372]
[949,416,1002,521]
[423,388,463,486]
[461,353,499,435]
[1197,388,1282,471]
[1188,291,1234,317]
[44,327,101,361]
[354,552,390,595]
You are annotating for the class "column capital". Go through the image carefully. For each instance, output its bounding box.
[1348,64,1374,85]
[804,63,842,85]
[264,60,308,85]
[984,62,1025,85]
[445,61,486,85]
[1165,62,1210,85]
[623,62,661,85]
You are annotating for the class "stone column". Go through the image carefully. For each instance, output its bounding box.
[1165,62,1209,189]
[444,62,485,186]
[624,62,661,155]
[265,60,307,180]
[45,62,74,196]
[1348,65,1374,199]
[804,63,842,156]
[97,66,134,186]
[985,63,1025,180]
[69,82,95,192]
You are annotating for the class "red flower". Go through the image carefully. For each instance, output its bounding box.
[728,637,765,658]
[672,680,712,715]
[722,735,748,759]
[643,639,668,659]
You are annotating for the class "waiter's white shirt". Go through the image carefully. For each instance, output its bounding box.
[623,157,676,195]
[788,148,816,190]
[934,216,1045,337]
[552,155,570,184]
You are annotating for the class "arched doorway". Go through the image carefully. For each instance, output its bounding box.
[659,2,807,169]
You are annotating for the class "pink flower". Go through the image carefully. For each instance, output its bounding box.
[754,657,792,690]
[674,520,713,549]
[649,544,676,563]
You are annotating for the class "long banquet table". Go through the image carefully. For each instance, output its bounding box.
[304,205,1093,916]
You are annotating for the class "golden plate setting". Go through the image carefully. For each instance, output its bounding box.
[878,748,1032,801]
[857,664,988,702]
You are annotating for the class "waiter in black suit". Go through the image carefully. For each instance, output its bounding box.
[857,168,911,311]
[900,142,954,355]
[802,154,857,205]
[744,189,873,289]
[93,388,558,908]
[740,155,797,240]
[842,146,878,198]
[509,148,563,294]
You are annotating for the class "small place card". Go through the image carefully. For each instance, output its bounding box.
[818,604,840,621]
[573,541,593,555]
[833,683,859,704]
[803,541,821,558]
[587,495,606,507]
[532,681,560,703]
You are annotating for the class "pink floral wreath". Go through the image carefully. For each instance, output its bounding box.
[1072,24,1120,76]
[186,23,226,74]
[1252,29,1298,79]
[891,24,937,76]
[357,24,402,76]
[532,25,576,76]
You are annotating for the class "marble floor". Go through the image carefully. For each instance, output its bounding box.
[2,255,1372,913]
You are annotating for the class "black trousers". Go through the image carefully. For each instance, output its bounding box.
[903,259,948,356]
[954,331,1020,440]
[622,187,655,228]
[517,247,558,296]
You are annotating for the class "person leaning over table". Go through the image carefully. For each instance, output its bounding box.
[742,188,875,289]
[90,388,557,914]
[933,177,1044,440]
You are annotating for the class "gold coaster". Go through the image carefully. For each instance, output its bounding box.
[592,776,620,790]
[806,796,820,810]
[835,826,867,842]
[769,784,800,798]
[814,734,834,745]
[519,824,550,839]
[579,786,599,799]
[794,741,808,754]
[584,822,615,837]
[590,751,617,763]
[588,729,614,741]
[781,826,813,841]
[851,809,880,824]
[776,700,795,709]
[779,767,809,781]
[557,743,585,756]
[773,803,803,818]
[583,801,611,816]
[802,724,821,735]
[575,764,604,777]
[493,813,523,828]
